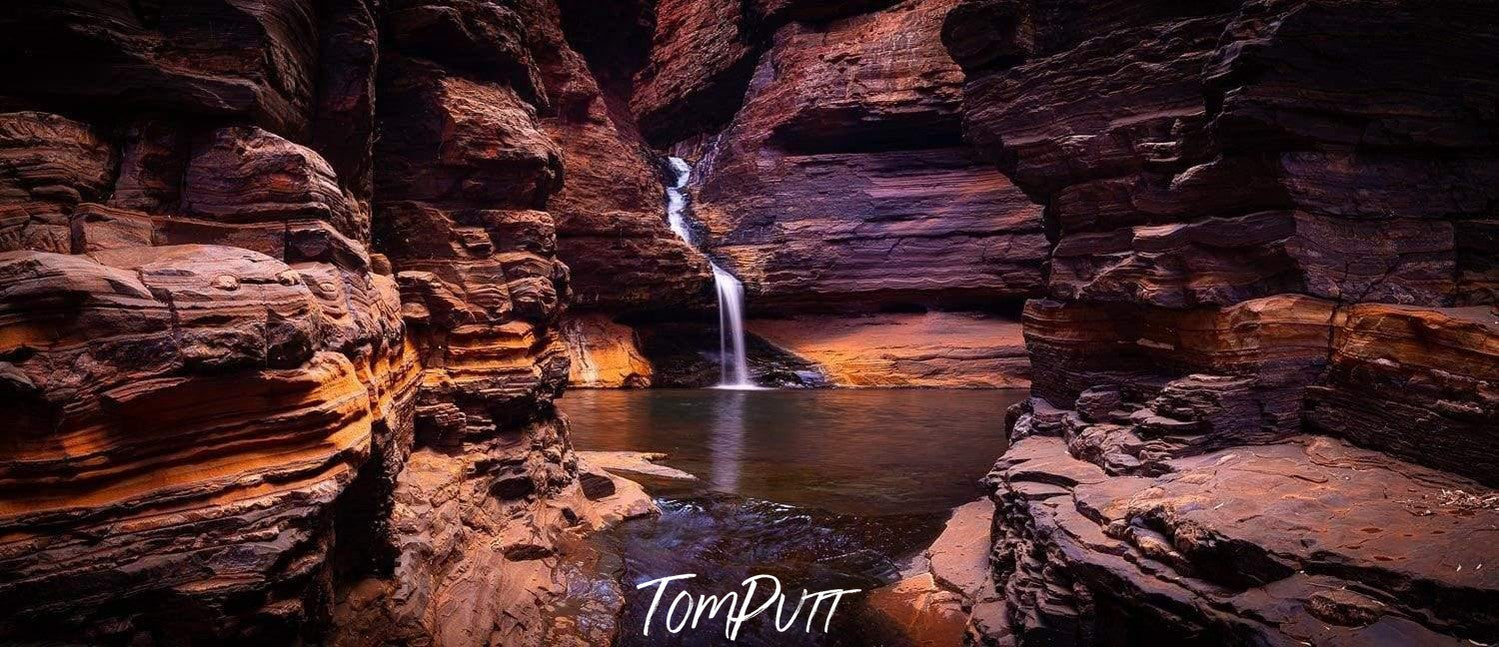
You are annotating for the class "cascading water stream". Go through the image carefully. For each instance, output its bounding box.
[711,265,752,387]
[665,157,757,389]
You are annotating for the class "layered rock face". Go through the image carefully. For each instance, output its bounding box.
[945,0,1499,643]
[591,0,1045,387]
[683,0,1046,311]
[749,313,1029,388]
[540,0,720,384]
[0,109,414,642]
[559,314,654,388]
[539,0,713,314]
[0,1,649,643]
[629,0,759,147]
[985,435,1499,645]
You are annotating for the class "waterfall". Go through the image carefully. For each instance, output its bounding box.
[711,265,752,387]
[665,156,758,389]
[665,157,694,245]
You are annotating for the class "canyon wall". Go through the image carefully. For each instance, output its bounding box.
[3,0,1493,643]
[682,0,1046,311]
[541,0,713,315]
[0,1,649,643]
[943,0,1499,643]
[564,0,1047,388]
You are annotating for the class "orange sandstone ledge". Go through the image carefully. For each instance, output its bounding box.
[750,312,1030,388]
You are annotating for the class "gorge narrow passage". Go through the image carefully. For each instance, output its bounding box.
[4,0,1493,643]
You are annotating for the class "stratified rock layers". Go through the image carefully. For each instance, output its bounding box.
[945,0,1499,643]
[0,115,414,642]
[0,0,652,644]
[559,314,654,388]
[541,0,713,314]
[749,313,1028,388]
[606,0,1044,388]
[988,435,1499,645]
[686,0,1046,310]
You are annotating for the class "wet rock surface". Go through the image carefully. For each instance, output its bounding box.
[561,0,1048,390]
[560,313,656,388]
[869,498,1003,646]
[1,0,1496,643]
[539,0,714,314]
[638,320,830,388]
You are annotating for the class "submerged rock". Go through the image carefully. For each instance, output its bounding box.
[578,451,701,483]
[869,498,1001,645]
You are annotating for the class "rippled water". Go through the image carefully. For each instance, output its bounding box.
[560,389,1023,646]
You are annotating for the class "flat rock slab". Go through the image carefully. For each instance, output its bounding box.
[575,451,699,482]
[926,498,996,601]
[749,313,1030,388]
[574,457,659,528]
[866,572,969,647]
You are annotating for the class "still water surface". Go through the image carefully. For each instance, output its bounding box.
[560,389,1023,646]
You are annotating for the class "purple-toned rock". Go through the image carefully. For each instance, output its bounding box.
[687,0,1047,311]
[949,0,1499,642]
[0,112,115,254]
[0,0,320,137]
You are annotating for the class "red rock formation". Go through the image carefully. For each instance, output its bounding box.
[560,314,654,388]
[749,313,1029,388]
[630,0,758,146]
[687,0,1046,311]
[988,435,1499,645]
[596,0,1043,387]
[867,499,995,645]
[749,0,902,25]
[0,112,115,254]
[386,0,547,107]
[946,0,1499,642]
[629,0,913,146]
[0,0,319,137]
[1306,304,1499,485]
[0,120,413,642]
[528,0,713,312]
[531,0,1043,389]
[183,126,365,240]
[311,0,380,206]
[0,0,650,643]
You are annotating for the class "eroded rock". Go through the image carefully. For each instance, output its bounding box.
[987,435,1499,644]
[948,0,1499,642]
[749,312,1029,388]
[686,0,1046,311]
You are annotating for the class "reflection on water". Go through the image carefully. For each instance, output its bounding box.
[560,389,1025,646]
[562,388,1023,516]
[708,390,746,492]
